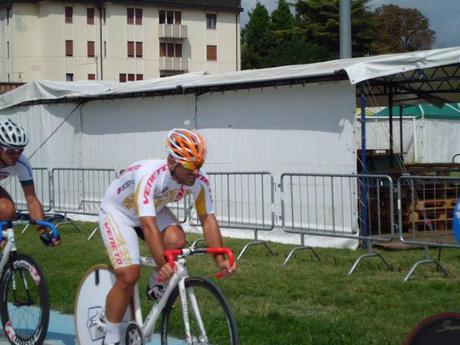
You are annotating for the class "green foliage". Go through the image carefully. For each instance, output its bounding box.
[373,4,436,53]
[241,0,436,68]
[295,0,377,59]
[15,222,460,345]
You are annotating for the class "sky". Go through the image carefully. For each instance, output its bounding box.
[241,0,460,49]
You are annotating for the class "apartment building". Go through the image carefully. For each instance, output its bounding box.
[0,0,242,83]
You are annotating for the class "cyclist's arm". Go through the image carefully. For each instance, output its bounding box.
[140,216,172,281]
[200,213,236,275]
[23,184,45,222]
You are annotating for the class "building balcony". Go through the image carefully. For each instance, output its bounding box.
[158,24,188,39]
[159,57,188,72]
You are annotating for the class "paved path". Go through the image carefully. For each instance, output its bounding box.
[0,310,181,345]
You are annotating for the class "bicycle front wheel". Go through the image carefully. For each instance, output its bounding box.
[0,253,49,345]
[160,277,238,345]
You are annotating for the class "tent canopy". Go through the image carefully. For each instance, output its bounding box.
[373,103,460,120]
[1,46,460,110]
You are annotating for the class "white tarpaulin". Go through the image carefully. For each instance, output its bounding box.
[1,47,459,110]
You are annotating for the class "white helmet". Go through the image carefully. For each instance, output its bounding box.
[0,119,28,149]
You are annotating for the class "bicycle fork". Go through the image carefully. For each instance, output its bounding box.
[178,278,209,345]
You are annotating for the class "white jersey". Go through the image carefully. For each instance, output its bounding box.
[101,159,214,227]
[0,154,34,186]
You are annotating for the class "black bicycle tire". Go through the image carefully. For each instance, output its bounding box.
[160,276,238,345]
[0,253,50,345]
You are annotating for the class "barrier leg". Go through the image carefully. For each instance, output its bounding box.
[237,240,277,260]
[348,250,393,275]
[87,226,99,240]
[403,246,449,282]
[283,246,320,266]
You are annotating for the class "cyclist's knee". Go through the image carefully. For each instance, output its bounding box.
[115,266,140,287]
[163,225,185,249]
[0,198,16,220]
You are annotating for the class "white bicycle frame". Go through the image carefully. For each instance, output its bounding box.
[132,249,210,344]
[0,228,19,271]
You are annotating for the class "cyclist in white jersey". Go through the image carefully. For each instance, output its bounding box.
[99,128,236,345]
[0,118,60,246]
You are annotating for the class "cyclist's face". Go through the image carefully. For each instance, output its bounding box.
[0,147,23,166]
[174,163,199,186]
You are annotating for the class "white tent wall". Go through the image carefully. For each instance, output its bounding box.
[195,81,358,248]
[0,80,358,248]
[80,95,197,169]
[358,118,460,163]
[0,103,82,167]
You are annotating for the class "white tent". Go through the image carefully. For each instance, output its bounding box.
[1,47,459,247]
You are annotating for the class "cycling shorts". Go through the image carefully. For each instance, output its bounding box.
[99,206,179,269]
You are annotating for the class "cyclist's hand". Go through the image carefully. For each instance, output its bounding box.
[216,258,237,278]
[39,229,61,247]
[157,262,174,282]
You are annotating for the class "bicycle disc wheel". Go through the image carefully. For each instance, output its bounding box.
[0,253,49,345]
[160,277,238,345]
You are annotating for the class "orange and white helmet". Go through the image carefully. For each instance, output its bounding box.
[166,129,207,168]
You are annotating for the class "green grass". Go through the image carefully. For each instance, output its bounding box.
[14,222,460,345]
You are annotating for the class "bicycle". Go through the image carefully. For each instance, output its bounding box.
[0,219,60,345]
[74,247,238,345]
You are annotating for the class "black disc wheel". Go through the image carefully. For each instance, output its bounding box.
[161,277,238,345]
[0,253,49,345]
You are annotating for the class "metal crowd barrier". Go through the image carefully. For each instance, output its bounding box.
[280,173,394,274]
[189,172,276,259]
[397,175,460,282]
[52,168,116,215]
[0,168,52,212]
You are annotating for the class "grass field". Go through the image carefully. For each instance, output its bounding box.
[14,222,460,345]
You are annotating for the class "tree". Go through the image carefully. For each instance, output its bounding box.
[373,4,435,53]
[295,0,378,59]
[271,0,294,31]
[241,3,273,69]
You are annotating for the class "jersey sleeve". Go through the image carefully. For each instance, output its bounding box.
[16,155,34,186]
[193,171,215,217]
[134,170,157,218]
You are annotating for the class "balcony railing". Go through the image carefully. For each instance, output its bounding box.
[159,57,188,72]
[158,24,188,39]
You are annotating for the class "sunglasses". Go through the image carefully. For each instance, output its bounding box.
[180,161,203,172]
[3,148,23,155]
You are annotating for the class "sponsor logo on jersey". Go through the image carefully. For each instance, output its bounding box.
[117,180,134,194]
[143,164,167,204]
[118,164,142,177]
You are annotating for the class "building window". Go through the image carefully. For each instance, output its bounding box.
[136,42,143,57]
[88,74,96,80]
[127,8,134,24]
[87,8,95,25]
[206,14,216,29]
[207,45,217,61]
[65,7,73,24]
[66,73,74,81]
[127,41,134,57]
[135,8,142,25]
[159,10,181,24]
[119,73,126,82]
[104,41,107,57]
[102,8,106,24]
[160,43,182,58]
[128,74,135,81]
[87,41,95,57]
[136,74,143,81]
[66,40,73,57]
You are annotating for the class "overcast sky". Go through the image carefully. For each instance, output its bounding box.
[241,0,460,49]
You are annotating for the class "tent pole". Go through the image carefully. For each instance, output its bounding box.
[388,86,394,155]
[359,84,369,248]
[399,105,404,162]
